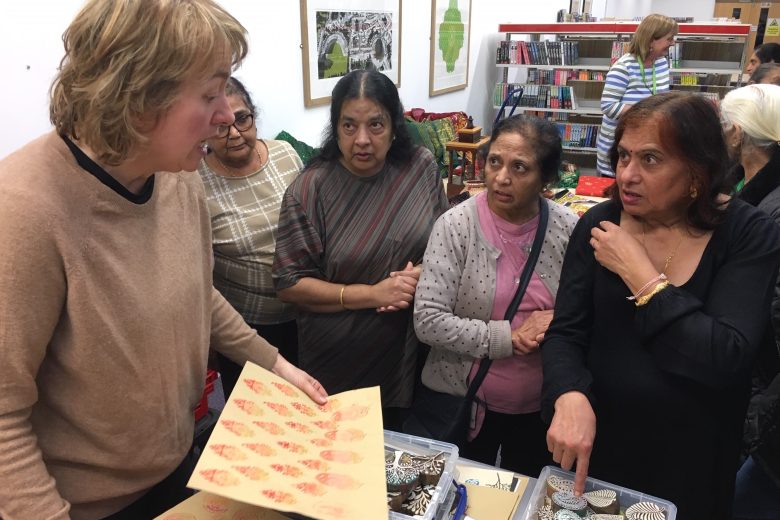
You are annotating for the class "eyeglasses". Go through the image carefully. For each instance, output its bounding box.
[217,113,254,138]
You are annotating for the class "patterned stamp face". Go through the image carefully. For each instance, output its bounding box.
[625,501,666,520]
[551,490,587,512]
[385,451,420,490]
[400,484,436,516]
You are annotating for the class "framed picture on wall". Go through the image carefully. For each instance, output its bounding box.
[300,0,402,107]
[429,0,472,97]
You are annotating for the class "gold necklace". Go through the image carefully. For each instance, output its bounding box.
[214,143,264,178]
[642,221,684,274]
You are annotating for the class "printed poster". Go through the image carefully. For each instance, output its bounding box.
[187,362,386,520]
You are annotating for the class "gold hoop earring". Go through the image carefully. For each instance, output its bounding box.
[690,187,698,199]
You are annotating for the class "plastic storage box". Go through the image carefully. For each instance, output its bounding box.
[520,466,677,520]
[384,430,459,520]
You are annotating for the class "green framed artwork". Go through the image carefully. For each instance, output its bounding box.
[300,0,402,107]
[429,0,472,97]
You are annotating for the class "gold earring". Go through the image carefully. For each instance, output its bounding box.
[690,187,698,199]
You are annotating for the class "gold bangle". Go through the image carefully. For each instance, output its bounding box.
[635,281,669,307]
[339,285,346,309]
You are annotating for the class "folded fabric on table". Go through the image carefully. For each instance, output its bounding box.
[575,176,615,197]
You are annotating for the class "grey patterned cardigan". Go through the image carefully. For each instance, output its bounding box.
[413,195,578,397]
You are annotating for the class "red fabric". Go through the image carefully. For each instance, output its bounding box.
[404,108,469,130]
[575,176,615,197]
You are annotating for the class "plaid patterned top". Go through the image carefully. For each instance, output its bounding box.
[198,140,302,325]
[273,146,448,407]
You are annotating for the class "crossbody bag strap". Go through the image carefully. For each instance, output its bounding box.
[465,196,550,399]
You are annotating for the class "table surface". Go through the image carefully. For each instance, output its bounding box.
[445,136,490,152]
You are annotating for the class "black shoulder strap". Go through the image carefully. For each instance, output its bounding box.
[465,197,550,398]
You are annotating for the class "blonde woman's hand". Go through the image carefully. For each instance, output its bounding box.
[511,309,554,355]
[272,355,328,405]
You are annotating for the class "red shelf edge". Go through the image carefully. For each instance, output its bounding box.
[498,22,750,36]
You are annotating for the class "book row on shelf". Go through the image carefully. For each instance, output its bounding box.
[527,68,605,85]
[496,40,580,66]
[557,123,599,149]
[610,41,631,64]
[493,83,578,110]
[498,38,735,72]
[494,80,720,113]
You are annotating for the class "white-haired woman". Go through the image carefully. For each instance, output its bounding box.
[721,83,780,520]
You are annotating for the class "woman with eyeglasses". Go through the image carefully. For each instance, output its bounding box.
[198,77,303,398]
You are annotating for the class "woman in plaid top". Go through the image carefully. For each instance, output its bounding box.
[199,77,303,397]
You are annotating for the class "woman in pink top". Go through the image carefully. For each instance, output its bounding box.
[412,115,578,476]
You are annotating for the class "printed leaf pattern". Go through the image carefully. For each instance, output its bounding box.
[243,379,271,396]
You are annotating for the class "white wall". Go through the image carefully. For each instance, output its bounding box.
[651,0,715,21]
[1,0,716,160]
[1,0,570,159]
[598,0,715,21]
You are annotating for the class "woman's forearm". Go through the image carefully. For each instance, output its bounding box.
[277,277,377,313]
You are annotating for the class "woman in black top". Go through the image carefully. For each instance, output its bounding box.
[541,92,780,519]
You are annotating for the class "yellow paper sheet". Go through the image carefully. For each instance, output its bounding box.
[463,483,524,520]
[455,465,530,520]
[187,362,387,520]
[153,491,291,519]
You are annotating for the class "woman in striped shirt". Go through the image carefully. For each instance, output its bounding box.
[596,14,678,177]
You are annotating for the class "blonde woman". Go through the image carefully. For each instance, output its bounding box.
[595,14,678,176]
[0,1,325,518]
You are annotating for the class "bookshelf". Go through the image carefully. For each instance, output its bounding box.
[493,22,751,174]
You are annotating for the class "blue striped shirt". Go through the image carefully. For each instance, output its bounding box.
[596,53,671,176]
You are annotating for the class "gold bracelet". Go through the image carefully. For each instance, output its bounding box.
[635,281,669,307]
[339,285,346,309]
